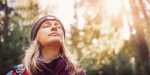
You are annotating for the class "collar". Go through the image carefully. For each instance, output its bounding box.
[37,55,64,63]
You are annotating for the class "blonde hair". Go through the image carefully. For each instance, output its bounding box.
[22,38,80,75]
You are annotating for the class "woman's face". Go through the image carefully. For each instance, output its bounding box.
[37,20,64,46]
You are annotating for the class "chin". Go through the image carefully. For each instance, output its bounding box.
[47,38,62,44]
[40,37,63,46]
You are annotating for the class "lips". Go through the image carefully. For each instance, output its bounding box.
[49,33,60,36]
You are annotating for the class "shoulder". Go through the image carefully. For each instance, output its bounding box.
[6,70,13,75]
[6,64,24,75]
[76,70,86,75]
[13,64,24,74]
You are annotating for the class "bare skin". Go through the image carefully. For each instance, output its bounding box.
[37,20,64,63]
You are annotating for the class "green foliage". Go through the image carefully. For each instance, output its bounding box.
[69,0,150,75]
[0,0,39,74]
[0,14,33,75]
[0,26,29,74]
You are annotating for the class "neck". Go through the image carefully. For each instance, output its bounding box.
[40,44,61,63]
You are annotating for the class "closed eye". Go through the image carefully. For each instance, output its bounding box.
[54,23,62,29]
[57,26,61,29]
[43,23,51,28]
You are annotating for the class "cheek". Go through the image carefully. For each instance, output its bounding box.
[60,31,64,40]
[37,32,41,43]
[37,30,47,42]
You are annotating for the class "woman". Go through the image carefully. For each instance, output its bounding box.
[7,15,86,75]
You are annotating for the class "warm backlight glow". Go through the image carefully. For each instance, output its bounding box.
[122,15,130,40]
[131,57,135,64]
[105,0,121,15]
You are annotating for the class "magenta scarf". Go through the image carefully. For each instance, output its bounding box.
[33,57,71,75]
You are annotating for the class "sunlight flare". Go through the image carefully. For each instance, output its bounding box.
[122,15,130,40]
[105,0,121,15]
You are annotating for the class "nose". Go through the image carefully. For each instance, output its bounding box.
[51,25,57,31]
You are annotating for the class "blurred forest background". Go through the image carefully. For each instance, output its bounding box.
[0,0,150,75]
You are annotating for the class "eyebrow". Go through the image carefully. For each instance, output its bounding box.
[54,22,60,25]
[43,21,51,25]
[41,21,62,27]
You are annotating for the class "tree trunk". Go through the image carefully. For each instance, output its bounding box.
[139,0,149,25]
[129,0,149,75]
[4,0,9,41]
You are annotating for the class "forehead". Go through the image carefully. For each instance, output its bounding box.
[42,20,61,24]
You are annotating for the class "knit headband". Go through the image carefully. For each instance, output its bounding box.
[30,15,65,41]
